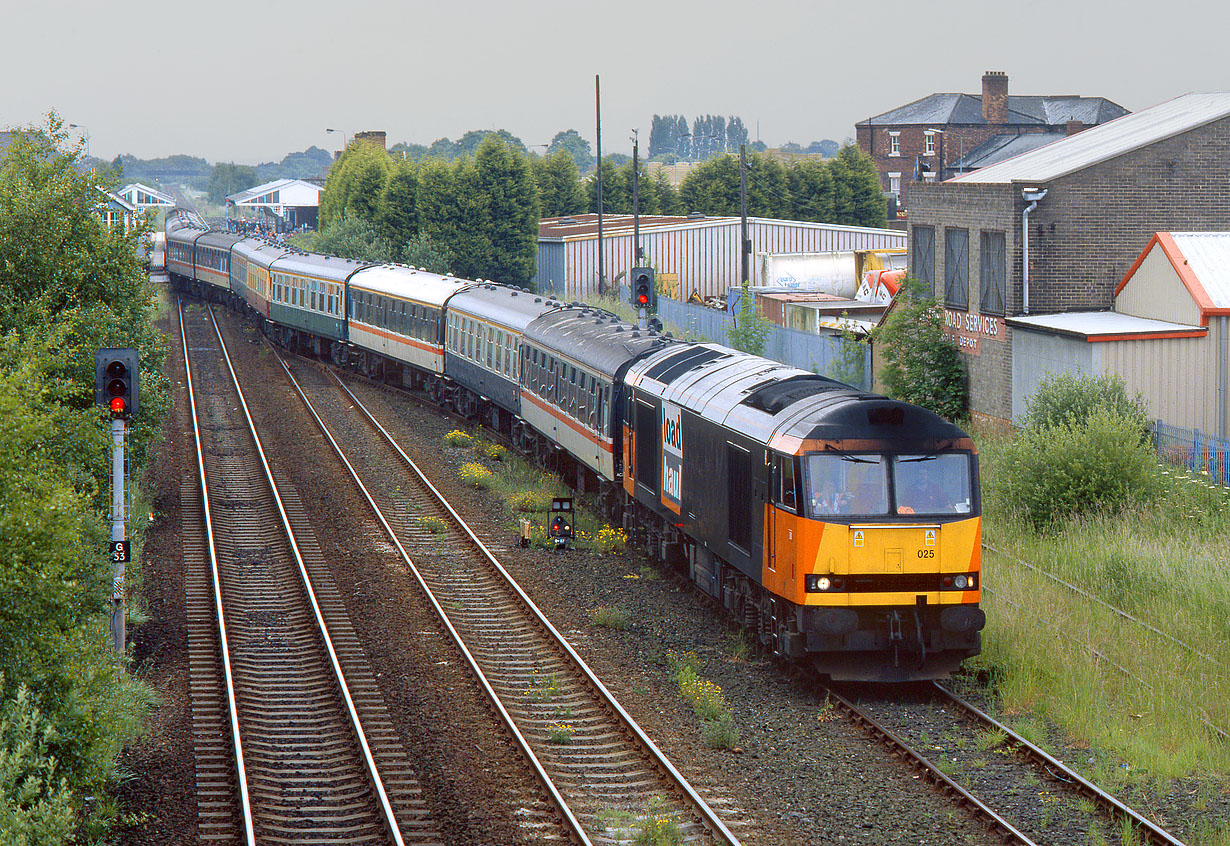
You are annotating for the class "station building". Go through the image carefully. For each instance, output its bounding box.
[904,92,1230,428]
[225,178,322,231]
[116,182,175,212]
[535,214,905,301]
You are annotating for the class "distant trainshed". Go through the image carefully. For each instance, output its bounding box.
[535,214,905,301]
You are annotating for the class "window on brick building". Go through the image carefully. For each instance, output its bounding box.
[911,226,935,294]
[980,231,1006,316]
[889,132,900,156]
[924,133,936,156]
[888,173,901,195]
[944,228,969,309]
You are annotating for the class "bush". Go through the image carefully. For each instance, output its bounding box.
[1023,371,1150,437]
[443,429,473,448]
[994,406,1162,529]
[0,686,76,845]
[507,489,550,512]
[873,277,967,421]
[458,462,493,488]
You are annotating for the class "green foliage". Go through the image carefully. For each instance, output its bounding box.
[589,606,630,630]
[474,136,539,286]
[0,686,76,846]
[399,232,455,275]
[459,462,494,488]
[1023,371,1150,436]
[787,158,835,222]
[829,144,887,228]
[374,160,418,250]
[546,129,593,172]
[874,276,967,421]
[533,151,586,218]
[992,378,1163,529]
[678,154,739,215]
[207,161,258,204]
[311,212,394,262]
[587,158,627,214]
[318,141,394,227]
[727,285,772,356]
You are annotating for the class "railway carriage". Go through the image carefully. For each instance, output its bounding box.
[230,238,289,323]
[443,285,563,428]
[622,345,984,680]
[346,265,472,390]
[165,223,207,291]
[518,309,672,492]
[265,251,353,356]
[193,231,245,298]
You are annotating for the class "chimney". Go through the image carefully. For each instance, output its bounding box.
[982,71,1008,124]
[354,130,388,151]
[1065,120,1085,136]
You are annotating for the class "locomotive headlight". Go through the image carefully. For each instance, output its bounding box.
[806,575,844,592]
[954,575,968,589]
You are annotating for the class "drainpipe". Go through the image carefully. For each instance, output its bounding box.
[1220,316,1227,439]
[1021,188,1047,315]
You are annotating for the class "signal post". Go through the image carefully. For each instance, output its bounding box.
[95,348,139,661]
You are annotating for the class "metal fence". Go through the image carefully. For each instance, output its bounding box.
[1152,420,1230,485]
[650,292,871,391]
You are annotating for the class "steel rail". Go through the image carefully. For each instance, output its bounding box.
[179,299,256,846]
[822,685,1039,846]
[199,304,407,846]
[932,683,1190,846]
[272,349,593,844]
[274,348,740,845]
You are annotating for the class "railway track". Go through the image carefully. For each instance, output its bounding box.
[826,681,1189,846]
[267,344,748,845]
[179,300,441,845]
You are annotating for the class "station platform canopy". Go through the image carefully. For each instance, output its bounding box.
[226,178,322,230]
[117,183,175,210]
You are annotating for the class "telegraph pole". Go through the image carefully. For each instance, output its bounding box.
[740,144,750,284]
[595,75,604,296]
[632,131,642,263]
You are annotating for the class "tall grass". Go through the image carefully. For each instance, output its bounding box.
[973,424,1230,777]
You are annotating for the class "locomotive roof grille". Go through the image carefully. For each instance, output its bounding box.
[741,374,849,414]
[644,347,728,383]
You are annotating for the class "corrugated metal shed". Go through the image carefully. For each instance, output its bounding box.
[955,92,1230,184]
[536,214,906,300]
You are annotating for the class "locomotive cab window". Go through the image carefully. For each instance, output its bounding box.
[775,455,798,511]
[804,452,973,518]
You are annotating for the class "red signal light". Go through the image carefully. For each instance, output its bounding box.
[636,293,649,305]
[109,396,127,416]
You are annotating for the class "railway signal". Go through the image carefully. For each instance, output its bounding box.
[630,267,655,313]
[95,348,139,418]
[549,497,574,550]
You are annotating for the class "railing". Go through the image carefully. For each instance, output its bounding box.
[1152,420,1230,485]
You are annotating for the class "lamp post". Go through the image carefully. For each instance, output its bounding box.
[69,123,90,159]
[325,127,348,154]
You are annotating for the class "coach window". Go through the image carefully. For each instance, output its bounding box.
[310,280,317,311]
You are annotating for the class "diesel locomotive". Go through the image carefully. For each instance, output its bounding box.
[166,213,984,681]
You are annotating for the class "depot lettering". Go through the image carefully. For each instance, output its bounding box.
[944,309,1003,338]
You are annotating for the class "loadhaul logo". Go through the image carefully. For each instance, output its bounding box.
[661,401,683,514]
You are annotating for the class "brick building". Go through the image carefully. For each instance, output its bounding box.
[904,92,1230,424]
[856,72,1127,212]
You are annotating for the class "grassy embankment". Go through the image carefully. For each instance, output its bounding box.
[970,423,1230,799]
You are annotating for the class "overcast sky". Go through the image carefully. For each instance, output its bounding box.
[6,0,1226,165]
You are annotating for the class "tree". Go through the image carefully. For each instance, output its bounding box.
[417,158,462,265]
[727,284,773,355]
[587,158,628,214]
[678,154,739,215]
[788,158,834,223]
[445,156,492,280]
[873,276,967,421]
[375,159,418,250]
[744,154,790,218]
[400,232,455,275]
[311,212,395,261]
[473,136,539,286]
[318,142,393,227]
[208,162,259,204]
[534,151,586,218]
[547,130,593,173]
[830,144,887,228]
